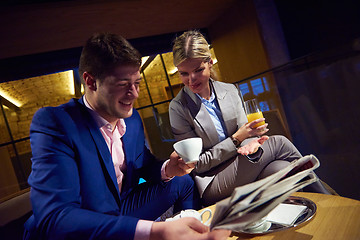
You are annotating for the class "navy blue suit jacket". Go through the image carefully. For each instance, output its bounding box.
[25,97,164,240]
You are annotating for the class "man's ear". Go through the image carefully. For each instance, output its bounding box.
[83,72,96,91]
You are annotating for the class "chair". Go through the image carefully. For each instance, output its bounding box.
[0,188,32,239]
[263,109,292,140]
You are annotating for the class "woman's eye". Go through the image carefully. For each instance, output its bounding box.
[195,68,204,73]
[180,72,189,77]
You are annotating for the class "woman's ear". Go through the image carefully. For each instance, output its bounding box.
[208,59,213,68]
[83,72,97,91]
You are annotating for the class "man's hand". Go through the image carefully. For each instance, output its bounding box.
[237,135,269,155]
[150,218,231,240]
[165,151,195,178]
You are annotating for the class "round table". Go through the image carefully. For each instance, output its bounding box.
[206,192,360,240]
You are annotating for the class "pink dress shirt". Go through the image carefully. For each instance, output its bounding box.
[100,120,126,191]
[83,96,172,240]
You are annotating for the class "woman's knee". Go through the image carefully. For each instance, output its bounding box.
[269,135,301,157]
[270,135,290,144]
[258,160,291,179]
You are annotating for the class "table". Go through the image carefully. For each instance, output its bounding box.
[206,192,360,240]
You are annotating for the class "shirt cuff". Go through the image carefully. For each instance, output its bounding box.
[161,159,174,182]
[134,220,153,240]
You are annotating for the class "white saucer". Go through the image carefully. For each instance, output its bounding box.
[245,221,272,233]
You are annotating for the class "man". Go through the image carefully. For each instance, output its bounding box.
[23,33,230,240]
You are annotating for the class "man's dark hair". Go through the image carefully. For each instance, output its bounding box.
[79,33,142,80]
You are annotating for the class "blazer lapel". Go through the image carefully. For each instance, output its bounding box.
[183,87,220,145]
[120,131,134,194]
[211,80,239,136]
[78,98,121,199]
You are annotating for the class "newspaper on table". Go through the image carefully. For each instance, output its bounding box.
[210,154,319,232]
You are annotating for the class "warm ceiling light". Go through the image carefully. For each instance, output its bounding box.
[141,56,149,67]
[0,89,22,107]
[168,68,178,75]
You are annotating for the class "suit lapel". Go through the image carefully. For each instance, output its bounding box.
[77,98,121,200]
[183,87,219,145]
[120,130,134,194]
[211,80,239,136]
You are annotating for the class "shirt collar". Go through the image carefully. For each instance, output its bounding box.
[196,87,216,104]
[83,95,126,134]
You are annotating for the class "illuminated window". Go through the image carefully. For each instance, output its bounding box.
[250,78,264,95]
[239,83,250,96]
[259,101,270,111]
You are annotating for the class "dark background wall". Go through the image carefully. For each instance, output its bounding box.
[274,0,360,59]
[272,0,360,199]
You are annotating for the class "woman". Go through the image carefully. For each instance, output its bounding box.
[169,30,330,206]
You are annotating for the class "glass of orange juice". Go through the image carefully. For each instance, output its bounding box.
[244,99,265,128]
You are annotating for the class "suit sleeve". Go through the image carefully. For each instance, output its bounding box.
[28,107,138,240]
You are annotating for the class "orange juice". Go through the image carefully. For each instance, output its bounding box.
[246,112,265,128]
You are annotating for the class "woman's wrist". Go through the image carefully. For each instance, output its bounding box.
[230,135,241,148]
[232,132,246,143]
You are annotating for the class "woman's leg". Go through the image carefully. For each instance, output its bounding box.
[257,160,291,179]
[202,135,311,206]
[257,135,302,178]
[261,135,302,163]
[259,135,330,194]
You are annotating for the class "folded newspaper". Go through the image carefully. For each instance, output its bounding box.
[210,154,319,232]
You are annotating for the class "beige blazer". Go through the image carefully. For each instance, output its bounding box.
[169,79,253,196]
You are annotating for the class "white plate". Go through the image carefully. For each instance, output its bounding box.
[238,196,317,235]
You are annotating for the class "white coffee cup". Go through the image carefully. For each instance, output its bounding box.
[165,208,212,225]
[173,137,203,164]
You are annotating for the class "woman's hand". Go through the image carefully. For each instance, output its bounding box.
[237,135,269,155]
[232,118,269,142]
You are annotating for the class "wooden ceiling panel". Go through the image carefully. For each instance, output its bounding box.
[0,0,236,59]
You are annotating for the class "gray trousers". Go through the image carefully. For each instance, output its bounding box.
[201,135,329,206]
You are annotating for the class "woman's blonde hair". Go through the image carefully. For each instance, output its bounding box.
[172,30,218,80]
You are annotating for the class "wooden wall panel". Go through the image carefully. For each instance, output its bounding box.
[208,0,270,83]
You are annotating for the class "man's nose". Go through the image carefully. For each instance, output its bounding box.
[127,84,139,98]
